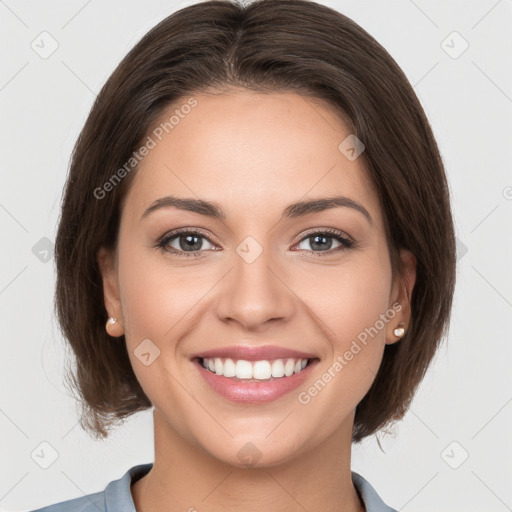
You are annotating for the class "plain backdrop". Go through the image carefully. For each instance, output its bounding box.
[1,1,511,511]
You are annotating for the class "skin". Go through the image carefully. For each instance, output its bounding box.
[98,89,416,512]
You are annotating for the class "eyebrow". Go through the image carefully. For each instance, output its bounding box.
[141,194,373,226]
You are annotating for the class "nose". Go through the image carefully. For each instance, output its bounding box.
[215,244,295,332]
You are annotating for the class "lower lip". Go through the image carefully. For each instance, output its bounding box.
[194,359,318,403]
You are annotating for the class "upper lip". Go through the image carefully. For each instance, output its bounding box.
[191,345,318,361]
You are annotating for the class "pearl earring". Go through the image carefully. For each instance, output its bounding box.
[393,325,405,338]
[106,317,118,333]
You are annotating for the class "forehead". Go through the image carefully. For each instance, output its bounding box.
[122,90,383,229]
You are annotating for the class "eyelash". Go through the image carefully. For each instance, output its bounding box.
[155,227,355,259]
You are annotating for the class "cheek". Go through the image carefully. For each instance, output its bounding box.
[115,245,212,393]
[117,245,197,340]
[300,254,392,399]
[116,250,189,408]
[300,258,392,343]
[293,260,392,429]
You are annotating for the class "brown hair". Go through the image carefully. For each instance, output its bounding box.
[55,0,456,442]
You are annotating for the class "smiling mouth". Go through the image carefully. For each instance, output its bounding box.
[194,356,319,382]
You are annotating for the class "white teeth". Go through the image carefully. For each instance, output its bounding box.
[271,359,285,378]
[284,358,295,376]
[223,358,236,377]
[253,360,272,380]
[201,357,310,380]
[235,360,253,379]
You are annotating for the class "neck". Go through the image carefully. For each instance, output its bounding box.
[131,409,365,512]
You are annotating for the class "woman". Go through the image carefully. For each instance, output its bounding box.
[31,0,456,510]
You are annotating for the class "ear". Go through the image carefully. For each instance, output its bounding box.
[386,248,416,345]
[97,246,124,336]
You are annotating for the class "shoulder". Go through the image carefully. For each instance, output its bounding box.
[28,491,104,512]
[351,471,398,512]
[27,463,153,512]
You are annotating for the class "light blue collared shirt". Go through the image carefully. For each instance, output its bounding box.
[28,463,397,512]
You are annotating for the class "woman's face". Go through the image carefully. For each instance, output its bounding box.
[99,89,415,468]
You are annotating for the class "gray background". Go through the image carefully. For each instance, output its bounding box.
[1,0,511,511]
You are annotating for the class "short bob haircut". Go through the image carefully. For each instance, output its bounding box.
[55,0,456,442]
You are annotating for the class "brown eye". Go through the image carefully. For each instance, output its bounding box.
[294,229,354,255]
[157,229,217,258]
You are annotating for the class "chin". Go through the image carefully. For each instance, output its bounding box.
[199,431,310,470]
